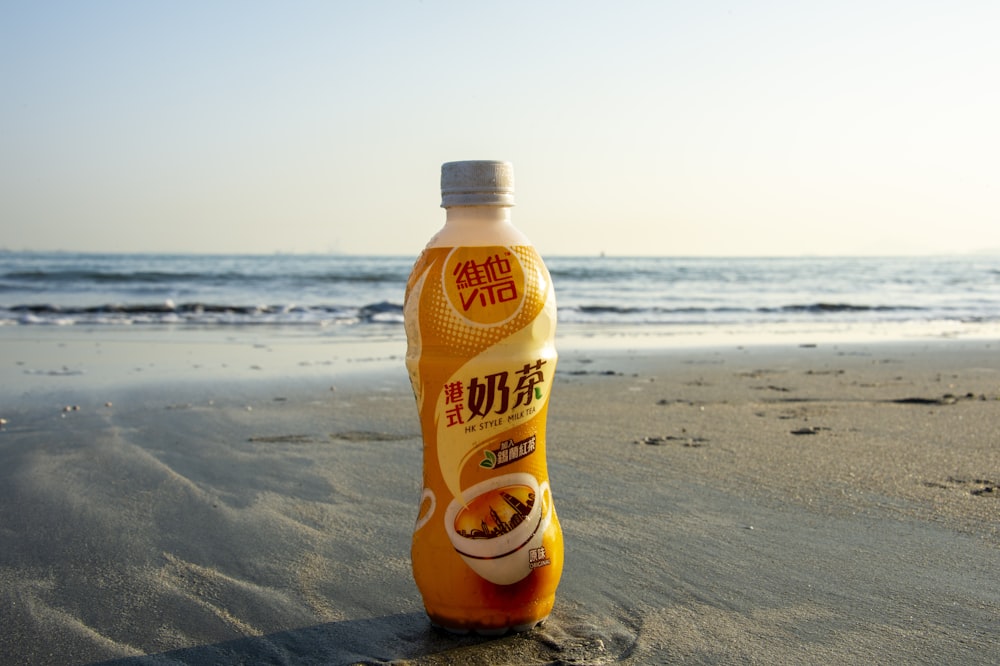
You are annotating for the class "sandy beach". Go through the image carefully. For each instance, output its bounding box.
[1,327,998,665]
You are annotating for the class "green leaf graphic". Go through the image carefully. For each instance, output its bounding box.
[480,450,496,469]
[534,387,543,400]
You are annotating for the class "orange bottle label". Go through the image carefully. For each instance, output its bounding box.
[405,244,562,630]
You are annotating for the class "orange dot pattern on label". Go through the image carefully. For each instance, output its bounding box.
[444,247,527,326]
[424,246,546,357]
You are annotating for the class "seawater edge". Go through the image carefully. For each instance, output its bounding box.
[2,318,997,401]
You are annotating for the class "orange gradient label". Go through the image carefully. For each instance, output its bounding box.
[404,244,563,632]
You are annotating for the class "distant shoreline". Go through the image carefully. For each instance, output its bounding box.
[4,247,1000,258]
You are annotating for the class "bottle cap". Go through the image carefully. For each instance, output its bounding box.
[441,160,515,207]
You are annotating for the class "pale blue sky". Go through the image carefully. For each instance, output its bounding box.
[2,1,998,256]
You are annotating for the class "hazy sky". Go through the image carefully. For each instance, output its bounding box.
[2,1,998,256]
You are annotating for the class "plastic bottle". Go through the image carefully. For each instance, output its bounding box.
[404,160,563,634]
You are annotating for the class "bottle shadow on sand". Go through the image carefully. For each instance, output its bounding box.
[87,609,626,666]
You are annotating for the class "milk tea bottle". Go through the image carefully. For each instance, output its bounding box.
[404,160,563,634]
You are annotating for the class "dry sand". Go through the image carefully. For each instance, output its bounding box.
[1,329,998,664]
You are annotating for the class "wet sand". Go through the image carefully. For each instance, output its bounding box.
[1,330,998,664]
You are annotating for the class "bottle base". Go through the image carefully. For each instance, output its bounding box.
[430,615,549,637]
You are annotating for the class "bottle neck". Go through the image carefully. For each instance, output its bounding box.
[428,205,530,248]
[444,205,512,226]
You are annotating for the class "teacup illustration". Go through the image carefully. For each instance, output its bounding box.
[444,472,552,585]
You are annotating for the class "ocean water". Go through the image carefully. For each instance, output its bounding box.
[2,252,998,341]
